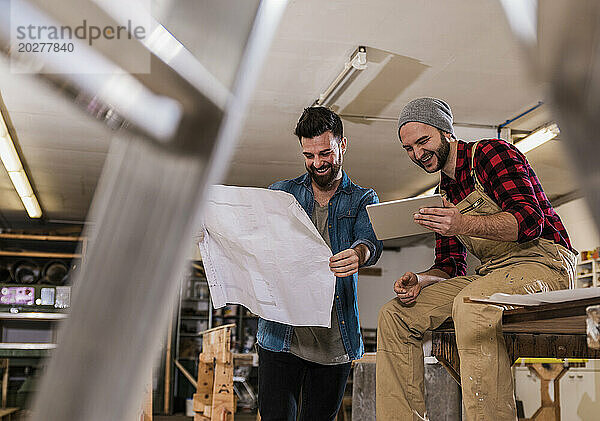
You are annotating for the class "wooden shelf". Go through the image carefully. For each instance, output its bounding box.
[0,312,68,320]
[0,343,56,350]
[0,233,85,242]
[0,232,87,261]
[0,250,81,258]
[576,257,600,288]
[181,315,210,320]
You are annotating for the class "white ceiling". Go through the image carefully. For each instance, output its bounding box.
[0,0,582,226]
[0,60,113,223]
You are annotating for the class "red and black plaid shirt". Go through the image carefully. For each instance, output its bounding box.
[431,139,573,277]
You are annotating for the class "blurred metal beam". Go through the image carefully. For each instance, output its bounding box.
[500,0,600,233]
[538,0,600,231]
[0,1,287,420]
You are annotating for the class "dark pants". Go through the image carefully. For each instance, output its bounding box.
[258,345,352,421]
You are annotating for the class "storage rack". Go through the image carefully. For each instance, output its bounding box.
[171,260,259,413]
[0,232,85,408]
[576,258,600,288]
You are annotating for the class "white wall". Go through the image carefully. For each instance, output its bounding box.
[556,198,600,252]
[357,244,435,329]
[357,241,479,329]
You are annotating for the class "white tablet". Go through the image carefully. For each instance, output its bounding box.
[366,194,443,240]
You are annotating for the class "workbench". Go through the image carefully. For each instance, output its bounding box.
[432,297,600,383]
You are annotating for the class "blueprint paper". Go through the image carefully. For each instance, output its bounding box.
[198,185,335,327]
[474,287,600,307]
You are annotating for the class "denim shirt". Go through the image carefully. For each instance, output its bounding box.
[257,171,383,360]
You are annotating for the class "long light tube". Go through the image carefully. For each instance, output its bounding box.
[0,112,42,218]
[514,123,559,154]
[313,46,367,107]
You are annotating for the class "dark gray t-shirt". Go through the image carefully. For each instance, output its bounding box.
[289,201,350,365]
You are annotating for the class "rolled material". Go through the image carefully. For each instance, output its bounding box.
[12,260,40,284]
[41,260,70,286]
[0,264,12,283]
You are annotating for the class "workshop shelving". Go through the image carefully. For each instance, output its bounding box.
[0,232,85,408]
[171,260,259,414]
[175,261,258,360]
[576,258,600,288]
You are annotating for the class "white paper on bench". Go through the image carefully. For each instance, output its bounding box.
[198,185,335,327]
[477,287,600,307]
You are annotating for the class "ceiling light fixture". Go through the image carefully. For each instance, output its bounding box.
[313,46,367,107]
[498,0,538,46]
[0,112,42,218]
[514,122,559,154]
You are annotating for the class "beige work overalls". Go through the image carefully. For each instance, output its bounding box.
[376,141,577,421]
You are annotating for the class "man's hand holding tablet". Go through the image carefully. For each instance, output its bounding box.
[366,194,444,240]
[413,197,464,236]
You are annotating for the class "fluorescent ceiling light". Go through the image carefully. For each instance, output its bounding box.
[8,170,33,197]
[0,111,42,218]
[21,195,42,219]
[0,136,23,172]
[314,46,367,107]
[514,123,559,154]
[0,115,8,137]
[499,0,538,45]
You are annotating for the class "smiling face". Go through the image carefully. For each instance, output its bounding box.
[398,122,450,173]
[301,130,346,189]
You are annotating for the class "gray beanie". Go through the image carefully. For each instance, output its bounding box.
[397,97,455,137]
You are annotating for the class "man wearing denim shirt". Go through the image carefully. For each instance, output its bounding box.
[257,106,383,421]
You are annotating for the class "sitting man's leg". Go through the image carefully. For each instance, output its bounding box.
[376,276,474,421]
[452,261,569,421]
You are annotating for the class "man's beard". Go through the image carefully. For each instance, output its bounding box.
[306,160,342,189]
[415,135,450,173]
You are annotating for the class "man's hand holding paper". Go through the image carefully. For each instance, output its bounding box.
[329,246,368,278]
[198,185,336,328]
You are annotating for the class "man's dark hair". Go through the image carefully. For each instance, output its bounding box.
[438,129,454,140]
[294,106,343,144]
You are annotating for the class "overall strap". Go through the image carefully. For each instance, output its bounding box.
[469,140,486,191]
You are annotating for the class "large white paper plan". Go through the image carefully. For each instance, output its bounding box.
[469,287,600,307]
[198,185,335,327]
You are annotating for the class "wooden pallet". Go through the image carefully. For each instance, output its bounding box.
[139,377,152,421]
[193,324,235,421]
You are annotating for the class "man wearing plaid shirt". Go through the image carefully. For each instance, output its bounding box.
[376,98,577,421]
